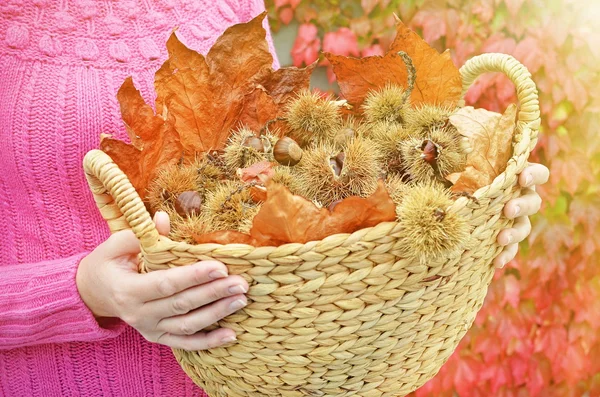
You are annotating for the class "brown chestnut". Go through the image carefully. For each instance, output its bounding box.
[174,191,202,217]
[274,137,303,166]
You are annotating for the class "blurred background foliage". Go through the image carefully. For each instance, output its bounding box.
[266,0,600,395]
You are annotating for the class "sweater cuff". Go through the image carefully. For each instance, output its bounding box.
[0,253,126,350]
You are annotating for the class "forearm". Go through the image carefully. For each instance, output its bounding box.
[0,252,125,350]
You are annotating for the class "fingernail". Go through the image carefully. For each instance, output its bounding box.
[229,299,246,311]
[221,335,236,344]
[228,284,247,294]
[512,205,521,217]
[525,174,533,187]
[505,234,513,245]
[209,269,228,279]
[498,259,506,269]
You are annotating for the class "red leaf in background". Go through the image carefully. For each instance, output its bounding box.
[563,75,589,112]
[562,342,592,384]
[454,357,480,396]
[279,7,294,25]
[509,355,530,385]
[291,23,321,66]
[513,37,545,74]
[482,34,516,54]
[534,325,568,363]
[361,43,384,57]
[489,366,511,395]
[411,8,447,43]
[361,0,379,14]
[323,28,360,57]
[322,27,361,84]
[503,274,521,309]
[473,334,503,363]
[527,357,552,397]
[504,0,525,16]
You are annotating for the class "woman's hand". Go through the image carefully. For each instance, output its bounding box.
[494,163,549,268]
[76,212,248,351]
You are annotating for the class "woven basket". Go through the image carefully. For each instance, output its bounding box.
[83,53,539,397]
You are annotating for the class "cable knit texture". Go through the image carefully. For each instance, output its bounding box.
[0,0,279,395]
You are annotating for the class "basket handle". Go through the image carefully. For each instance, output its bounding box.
[459,53,540,144]
[83,149,160,248]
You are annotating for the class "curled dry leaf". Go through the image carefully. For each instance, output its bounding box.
[100,77,181,201]
[248,179,397,246]
[446,104,517,194]
[193,179,396,246]
[325,19,462,109]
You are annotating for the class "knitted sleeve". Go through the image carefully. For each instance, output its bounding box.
[0,253,126,350]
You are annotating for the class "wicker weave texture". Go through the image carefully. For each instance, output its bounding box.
[83,53,539,397]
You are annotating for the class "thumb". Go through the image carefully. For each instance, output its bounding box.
[153,211,171,236]
[103,229,141,258]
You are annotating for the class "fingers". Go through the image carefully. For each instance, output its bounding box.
[156,294,247,336]
[155,328,237,351]
[145,275,248,319]
[494,243,518,269]
[153,211,171,236]
[519,163,549,188]
[497,216,531,246]
[503,188,542,219]
[134,261,229,301]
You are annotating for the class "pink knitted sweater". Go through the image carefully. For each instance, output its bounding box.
[0,1,279,396]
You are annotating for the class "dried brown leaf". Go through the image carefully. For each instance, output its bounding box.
[259,63,317,105]
[388,20,462,107]
[239,63,317,133]
[193,230,255,245]
[249,179,397,246]
[325,20,462,109]
[100,78,182,201]
[154,13,273,155]
[447,104,517,193]
[238,85,280,132]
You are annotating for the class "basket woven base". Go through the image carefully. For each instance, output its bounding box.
[143,214,504,397]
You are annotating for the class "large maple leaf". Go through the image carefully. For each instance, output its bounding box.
[325,19,462,109]
[154,12,314,155]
